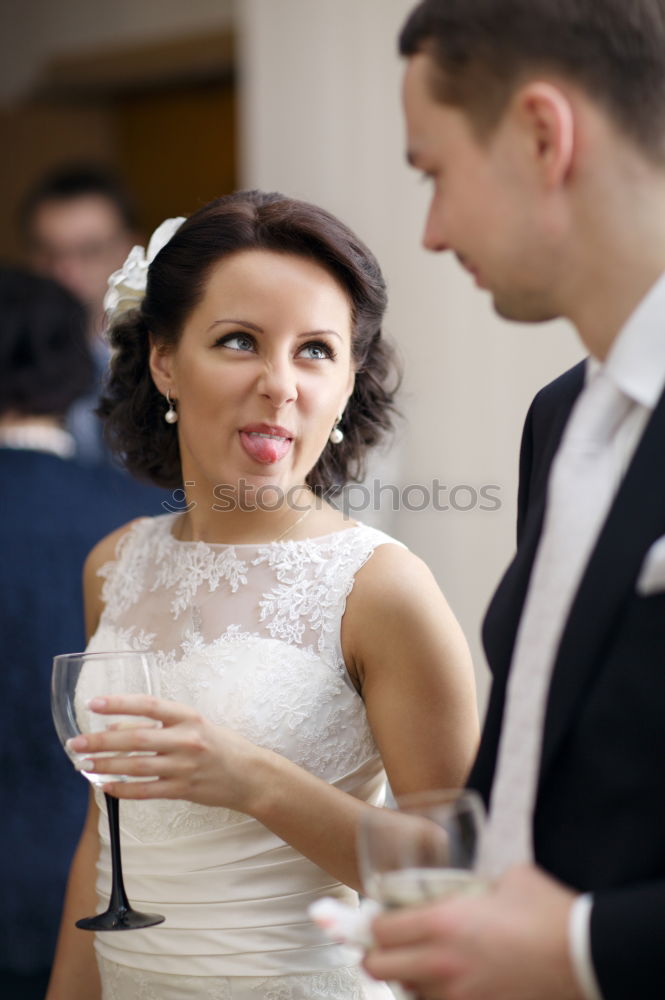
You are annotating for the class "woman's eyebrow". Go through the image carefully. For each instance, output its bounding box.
[208,319,343,341]
[296,328,343,341]
[206,318,264,333]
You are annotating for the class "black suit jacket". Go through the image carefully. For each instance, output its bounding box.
[471,361,665,1000]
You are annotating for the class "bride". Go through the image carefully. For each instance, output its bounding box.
[47,190,478,1000]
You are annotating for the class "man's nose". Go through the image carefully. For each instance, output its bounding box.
[422,200,449,253]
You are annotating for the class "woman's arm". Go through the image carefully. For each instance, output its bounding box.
[46,790,101,1000]
[74,542,478,890]
[344,543,479,797]
[46,522,137,999]
[249,544,479,885]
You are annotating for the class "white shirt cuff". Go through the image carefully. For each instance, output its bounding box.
[569,894,604,1000]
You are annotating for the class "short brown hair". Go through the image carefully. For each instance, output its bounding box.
[100,190,399,492]
[400,0,665,156]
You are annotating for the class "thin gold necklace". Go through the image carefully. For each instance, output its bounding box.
[272,505,313,543]
[175,505,313,544]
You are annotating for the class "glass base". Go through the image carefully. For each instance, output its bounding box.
[76,908,165,931]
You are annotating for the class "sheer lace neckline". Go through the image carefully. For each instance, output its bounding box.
[165,514,361,549]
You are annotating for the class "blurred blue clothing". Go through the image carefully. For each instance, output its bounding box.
[0,447,171,977]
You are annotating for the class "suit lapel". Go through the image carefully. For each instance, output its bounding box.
[482,364,586,686]
[539,385,665,782]
[471,506,546,800]
[473,365,585,800]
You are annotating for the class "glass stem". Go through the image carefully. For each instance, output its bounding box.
[104,793,130,914]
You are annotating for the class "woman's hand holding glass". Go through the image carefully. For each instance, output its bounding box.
[68,693,265,812]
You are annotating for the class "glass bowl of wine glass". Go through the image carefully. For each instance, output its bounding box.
[51,650,165,931]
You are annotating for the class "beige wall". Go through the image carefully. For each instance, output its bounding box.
[238,0,584,705]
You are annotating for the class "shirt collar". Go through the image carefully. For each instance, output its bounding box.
[594,271,665,409]
[0,423,76,458]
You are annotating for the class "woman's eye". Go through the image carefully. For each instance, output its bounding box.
[219,333,255,352]
[299,341,334,360]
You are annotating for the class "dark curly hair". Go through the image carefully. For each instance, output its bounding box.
[100,190,400,493]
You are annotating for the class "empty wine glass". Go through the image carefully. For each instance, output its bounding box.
[51,650,165,931]
[358,788,486,908]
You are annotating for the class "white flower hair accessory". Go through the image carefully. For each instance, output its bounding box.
[103,215,186,325]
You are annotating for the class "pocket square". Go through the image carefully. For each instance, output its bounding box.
[636,535,665,595]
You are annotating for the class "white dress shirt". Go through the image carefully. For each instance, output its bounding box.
[0,423,76,458]
[485,271,665,999]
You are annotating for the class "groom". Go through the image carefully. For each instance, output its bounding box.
[365,2,665,998]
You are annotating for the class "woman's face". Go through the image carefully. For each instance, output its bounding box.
[150,249,355,498]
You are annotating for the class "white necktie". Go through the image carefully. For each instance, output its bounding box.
[482,369,634,878]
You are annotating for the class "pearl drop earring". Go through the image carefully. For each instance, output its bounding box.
[329,414,344,444]
[164,391,178,424]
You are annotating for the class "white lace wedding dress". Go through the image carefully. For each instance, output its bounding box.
[86,514,398,999]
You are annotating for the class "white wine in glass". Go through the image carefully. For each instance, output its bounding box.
[358,788,486,908]
[51,650,165,931]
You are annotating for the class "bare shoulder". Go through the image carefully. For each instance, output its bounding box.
[346,540,449,620]
[83,518,144,638]
[342,539,466,675]
[342,537,477,791]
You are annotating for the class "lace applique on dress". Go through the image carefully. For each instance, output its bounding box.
[98,956,234,1000]
[253,529,388,664]
[180,623,256,658]
[98,957,379,1000]
[151,531,248,619]
[250,967,367,1000]
[98,519,152,620]
[114,794,249,845]
[108,624,156,651]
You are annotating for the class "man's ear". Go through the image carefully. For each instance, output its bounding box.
[514,81,575,189]
[149,338,176,397]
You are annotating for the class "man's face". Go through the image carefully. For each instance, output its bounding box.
[402,53,562,323]
[28,195,135,324]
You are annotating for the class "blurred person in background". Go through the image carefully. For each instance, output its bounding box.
[20,165,139,463]
[0,267,172,1000]
[21,164,138,341]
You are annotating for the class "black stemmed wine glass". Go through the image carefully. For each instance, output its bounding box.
[51,650,165,931]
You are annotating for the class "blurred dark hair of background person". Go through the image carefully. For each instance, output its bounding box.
[0,265,95,421]
[19,164,140,464]
[0,267,169,1000]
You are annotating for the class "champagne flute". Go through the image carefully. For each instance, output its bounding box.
[358,788,486,908]
[51,650,165,931]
